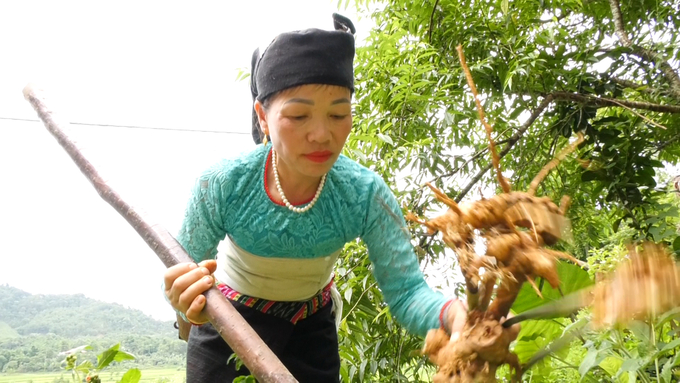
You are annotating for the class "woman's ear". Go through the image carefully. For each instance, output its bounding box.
[254,100,268,136]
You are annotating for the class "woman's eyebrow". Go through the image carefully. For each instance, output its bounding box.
[284,98,314,105]
[331,98,351,105]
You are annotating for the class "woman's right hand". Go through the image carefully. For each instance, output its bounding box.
[164,260,218,325]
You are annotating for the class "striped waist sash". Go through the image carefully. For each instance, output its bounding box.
[216,280,334,324]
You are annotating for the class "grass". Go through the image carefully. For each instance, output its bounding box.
[0,368,185,383]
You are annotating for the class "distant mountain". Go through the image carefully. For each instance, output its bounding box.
[0,284,175,338]
[0,285,186,374]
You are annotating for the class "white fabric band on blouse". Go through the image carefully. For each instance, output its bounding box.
[214,236,342,302]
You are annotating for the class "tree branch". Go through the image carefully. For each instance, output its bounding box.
[450,87,679,202]
[454,95,555,202]
[428,0,440,44]
[608,0,680,100]
[608,0,633,46]
[610,77,676,98]
[654,132,680,154]
[550,91,680,113]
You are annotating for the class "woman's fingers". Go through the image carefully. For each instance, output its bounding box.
[198,259,218,274]
[163,262,197,293]
[178,273,214,310]
[164,261,216,309]
[185,293,209,325]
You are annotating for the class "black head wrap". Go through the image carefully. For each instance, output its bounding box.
[250,13,356,144]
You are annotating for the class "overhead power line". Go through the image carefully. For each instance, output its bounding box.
[0,116,250,135]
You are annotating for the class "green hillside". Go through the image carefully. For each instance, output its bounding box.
[0,285,186,374]
[0,322,19,340]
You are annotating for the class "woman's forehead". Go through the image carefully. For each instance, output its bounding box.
[273,84,352,103]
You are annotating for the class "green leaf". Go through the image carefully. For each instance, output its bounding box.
[628,321,651,346]
[672,237,680,252]
[377,133,394,146]
[349,148,367,162]
[517,319,563,342]
[661,353,680,383]
[232,376,257,383]
[118,368,142,383]
[512,262,593,314]
[581,171,602,182]
[579,347,607,377]
[344,287,353,303]
[75,360,93,373]
[599,355,624,379]
[513,319,564,365]
[96,344,135,371]
[618,357,645,375]
[657,307,680,327]
[660,337,680,353]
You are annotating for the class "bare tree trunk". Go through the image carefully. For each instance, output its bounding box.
[23,84,298,383]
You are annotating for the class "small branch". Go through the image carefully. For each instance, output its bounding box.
[609,77,674,98]
[454,95,555,202]
[550,91,680,113]
[428,0,440,44]
[457,45,512,194]
[654,132,680,154]
[608,0,680,100]
[606,98,668,130]
[528,133,585,195]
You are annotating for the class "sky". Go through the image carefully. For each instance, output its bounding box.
[0,1,376,321]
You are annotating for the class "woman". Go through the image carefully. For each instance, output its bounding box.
[164,14,470,382]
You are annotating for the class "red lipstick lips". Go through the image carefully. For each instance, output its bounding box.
[305,151,333,163]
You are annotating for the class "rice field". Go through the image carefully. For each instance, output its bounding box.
[0,368,185,383]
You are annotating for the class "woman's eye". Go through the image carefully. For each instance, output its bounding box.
[331,114,349,120]
[289,115,308,121]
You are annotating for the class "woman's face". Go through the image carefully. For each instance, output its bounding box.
[255,84,353,179]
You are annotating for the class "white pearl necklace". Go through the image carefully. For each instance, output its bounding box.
[272,150,326,213]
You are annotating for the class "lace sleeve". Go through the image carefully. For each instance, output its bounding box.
[361,175,447,337]
[176,168,229,263]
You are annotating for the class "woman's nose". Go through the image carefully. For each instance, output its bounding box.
[307,117,332,143]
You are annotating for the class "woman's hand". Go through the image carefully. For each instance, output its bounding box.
[445,299,468,341]
[164,260,217,325]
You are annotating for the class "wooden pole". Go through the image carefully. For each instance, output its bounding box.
[23,84,298,383]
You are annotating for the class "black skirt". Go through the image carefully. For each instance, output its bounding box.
[186,300,340,382]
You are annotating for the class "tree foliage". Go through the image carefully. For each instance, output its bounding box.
[336,0,680,381]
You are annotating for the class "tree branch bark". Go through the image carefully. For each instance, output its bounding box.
[608,0,680,100]
[454,95,555,202]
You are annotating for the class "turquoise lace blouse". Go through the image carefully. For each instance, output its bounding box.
[177,144,447,337]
